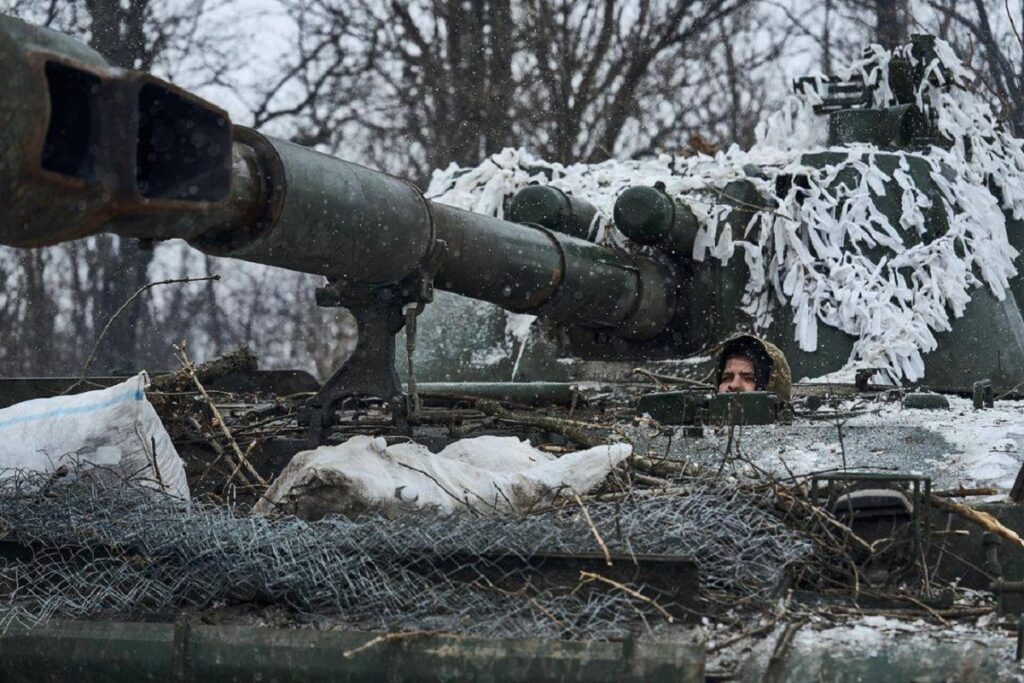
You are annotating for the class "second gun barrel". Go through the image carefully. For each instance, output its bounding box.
[191,132,677,340]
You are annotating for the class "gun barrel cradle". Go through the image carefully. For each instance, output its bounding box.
[0,16,677,343]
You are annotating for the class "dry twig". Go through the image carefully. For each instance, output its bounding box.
[932,497,1024,549]
[708,613,785,653]
[776,489,874,554]
[173,342,267,490]
[573,493,613,566]
[341,630,443,658]
[764,620,806,683]
[632,367,713,389]
[476,400,602,447]
[577,571,675,623]
[65,275,220,395]
[934,487,999,498]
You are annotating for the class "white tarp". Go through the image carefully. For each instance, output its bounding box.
[0,373,189,498]
[254,434,631,518]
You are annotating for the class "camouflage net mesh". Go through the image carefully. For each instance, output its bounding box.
[0,471,809,639]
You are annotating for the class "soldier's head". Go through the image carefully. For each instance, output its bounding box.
[719,353,759,393]
[714,335,791,401]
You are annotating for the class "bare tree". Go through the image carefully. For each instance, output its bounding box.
[869,0,912,47]
[927,0,1024,134]
[253,0,780,183]
[516,0,755,162]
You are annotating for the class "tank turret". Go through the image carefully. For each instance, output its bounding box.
[5,16,1024,419]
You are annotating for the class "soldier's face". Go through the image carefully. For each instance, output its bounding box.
[719,356,757,393]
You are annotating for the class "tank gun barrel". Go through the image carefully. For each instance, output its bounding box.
[507,185,598,240]
[0,16,676,342]
[614,185,700,256]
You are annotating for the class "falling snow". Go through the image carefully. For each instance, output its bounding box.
[428,39,1024,382]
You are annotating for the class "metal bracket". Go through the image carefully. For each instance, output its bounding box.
[811,472,932,578]
[403,302,426,421]
[299,293,407,443]
[299,241,445,444]
[635,390,781,427]
[793,74,873,114]
[974,379,994,409]
[706,391,781,426]
[855,368,884,392]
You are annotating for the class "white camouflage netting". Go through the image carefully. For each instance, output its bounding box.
[426,40,1024,381]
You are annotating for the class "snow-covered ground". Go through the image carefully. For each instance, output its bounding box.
[704,613,1023,681]
[645,396,1024,495]
[848,397,1024,492]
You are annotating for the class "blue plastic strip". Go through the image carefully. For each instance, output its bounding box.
[0,387,144,432]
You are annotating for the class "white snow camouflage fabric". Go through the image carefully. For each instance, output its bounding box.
[428,39,1024,383]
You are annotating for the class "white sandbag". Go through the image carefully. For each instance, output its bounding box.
[254,434,630,519]
[0,373,189,498]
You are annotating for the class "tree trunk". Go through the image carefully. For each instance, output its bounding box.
[874,0,908,48]
[81,0,156,372]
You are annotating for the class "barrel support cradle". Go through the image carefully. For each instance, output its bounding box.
[299,253,441,443]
